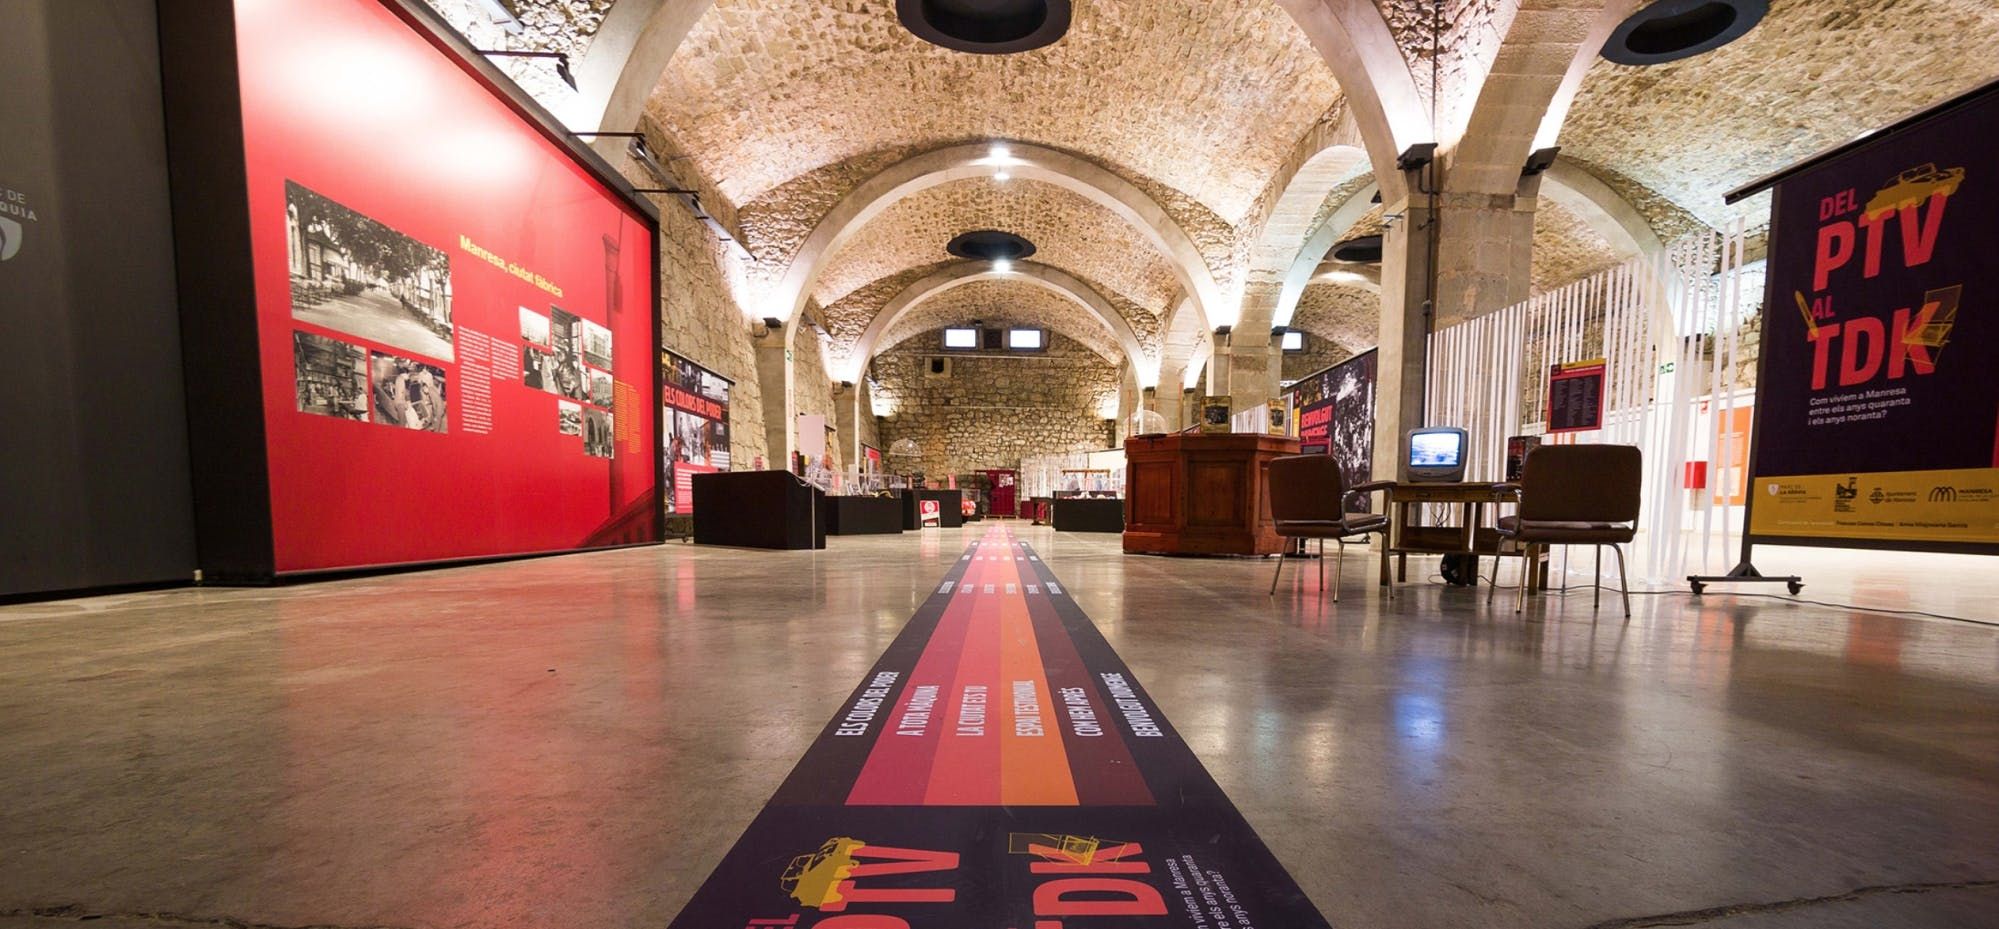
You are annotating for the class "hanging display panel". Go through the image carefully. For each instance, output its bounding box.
[663,350,733,515]
[1746,85,1999,552]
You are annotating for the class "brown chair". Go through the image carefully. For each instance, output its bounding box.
[1490,444,1642,616]
[1266,455,1394,600]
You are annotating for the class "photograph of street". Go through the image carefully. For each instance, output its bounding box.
[286,180,454,362]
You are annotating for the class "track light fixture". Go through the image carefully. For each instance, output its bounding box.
[1522,146,1561,177]
[473,49,575,91]
[1396,143,1438,172]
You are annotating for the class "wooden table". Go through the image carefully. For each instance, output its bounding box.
[1388,481,1545,588]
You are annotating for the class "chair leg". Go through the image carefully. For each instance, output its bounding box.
[1514,544,1531,614]
[1269,549,1286,595]
[1610,542,1632,618]
[1487,545,1501,603]
[1562,545,1570,592]
[1332,539,1345,602]
[1317,538,1325,591]
[1594,544,1603,609]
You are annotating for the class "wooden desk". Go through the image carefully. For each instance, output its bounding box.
[1123,433,1299,555]
[1389,481,1544,588]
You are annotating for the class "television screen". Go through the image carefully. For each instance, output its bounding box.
[1410,431,1463,467]
[943,327,977,349]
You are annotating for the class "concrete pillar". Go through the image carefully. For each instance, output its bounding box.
[755,332,792,470]
[1372,176,1541,481]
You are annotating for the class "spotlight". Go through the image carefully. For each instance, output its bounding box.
[1522,146,1561,177]
[992,259,1013,273]
[761,316,783,329]
[1396,143,1438,172]
[990,143,1011,162]
[994,169,1011,182]
[473,49,576,92]
[1213,325,1233,338]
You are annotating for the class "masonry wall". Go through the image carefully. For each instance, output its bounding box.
[871,332,1119,478]
[648,174,768,470]
[1281,338,1352,384]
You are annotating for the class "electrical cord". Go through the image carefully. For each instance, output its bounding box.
[1412,568,1996,628]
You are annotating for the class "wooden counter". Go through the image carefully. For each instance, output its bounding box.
[1122,433,1300,555]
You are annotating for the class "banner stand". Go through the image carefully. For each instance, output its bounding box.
[1688,78,1999,594]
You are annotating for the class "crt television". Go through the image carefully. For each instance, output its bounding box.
[1407,427,1468,482]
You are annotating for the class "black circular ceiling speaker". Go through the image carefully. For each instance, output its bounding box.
[1330,235,1383,264]
[1602,0,1767,66]
[898,0,1072,55]
[947,229,1037,262]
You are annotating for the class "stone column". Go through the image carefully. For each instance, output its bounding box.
[833,380,862,473]
[1372,176,1540,481]
[755,329,793,471]
[1223,330,1278,414]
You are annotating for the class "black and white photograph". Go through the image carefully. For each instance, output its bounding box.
[583,408,614,459]
[549,307,587,401]
[558,400,582,437]
[580,319,612,370]
[285,180,454,362]
[369,351,449,434]
[672,410,709,467]
[588,368,614,408]
[293,330,368,422]
[519,306,551,349]
[522,346,548,391]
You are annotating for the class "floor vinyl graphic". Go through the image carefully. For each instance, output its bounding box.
[668,525,1333,928]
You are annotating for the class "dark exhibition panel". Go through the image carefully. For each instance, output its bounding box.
[691,471,827,549]
[0,3,199,599]
[826,495,902,535]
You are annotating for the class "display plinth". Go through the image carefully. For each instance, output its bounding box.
[1053,498,1124,533]
[828,496,903,535]
[1123,433,1300,555]
[692,471,826,550]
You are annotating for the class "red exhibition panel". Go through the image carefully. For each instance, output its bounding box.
[233,0,657,571]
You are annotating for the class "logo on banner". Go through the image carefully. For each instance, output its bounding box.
[0,186,38,262]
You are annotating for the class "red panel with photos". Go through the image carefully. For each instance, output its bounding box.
[235,0,658,571]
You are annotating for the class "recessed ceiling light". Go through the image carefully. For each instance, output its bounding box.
[1602,0,1767,66]
[946,229,1036,262]
[990,143,1011,161]
[993,259,1013,273]
[994,169,1011,182]
[898,0,1073,55]
[1330,235,1384,264]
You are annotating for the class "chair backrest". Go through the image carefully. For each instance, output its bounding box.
[1268,454,1349,523]
[1519,444,1642,523]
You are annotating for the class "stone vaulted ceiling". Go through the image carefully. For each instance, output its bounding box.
[647,0,1342,221]
[1560,0,1999,228]
[875,280,1124,364]
[811,178,1180,313]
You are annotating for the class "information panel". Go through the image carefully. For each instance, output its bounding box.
[1287,349,1376,510]
[664,350,733,515]
[1748,87,1999,550]
[235,0,659,571]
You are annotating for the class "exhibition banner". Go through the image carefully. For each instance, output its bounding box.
[666,526,1332,928]
[1748,87,1999,549]
[664,350,733,515]
[1288,350,1377,509]
[235,0,659,571]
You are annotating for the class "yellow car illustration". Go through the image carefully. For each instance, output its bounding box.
[781,837,866,909]
[1864,163,1964,220]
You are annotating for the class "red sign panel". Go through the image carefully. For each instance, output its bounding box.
[235,0,658,571]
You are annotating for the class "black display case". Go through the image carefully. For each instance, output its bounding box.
[692,471,827,550]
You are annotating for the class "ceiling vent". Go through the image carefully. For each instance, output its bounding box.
[898,0,1072,55]
[1602,0,1767,66]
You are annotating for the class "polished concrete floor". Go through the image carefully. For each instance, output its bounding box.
[3,526,1997,928]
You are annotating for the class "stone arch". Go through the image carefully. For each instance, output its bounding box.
[1238,121,1373,335]
[1448,2,1638,195]
[853,261,1152,383]
[564,0,712,138]
[1273,0,1433,202]
[1269,179,1379,328]
[1538,161,1663,258]
[776,141,1224,343]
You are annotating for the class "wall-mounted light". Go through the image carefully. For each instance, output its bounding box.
[992,259,1013,274]
[994,169,1011,182]
[1396,143,1437,172]
[989,143,1011,162]
[473,49,575,91]
[1213,325,1233,338]
[1142,386,1157,397]
[1522,146,1561,177]
[761,316,783,330]
[840,380,855,389]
